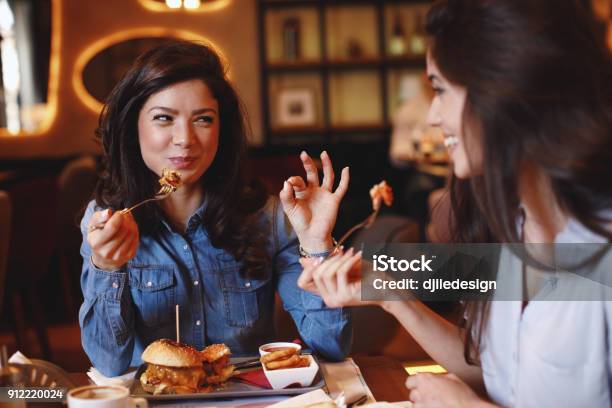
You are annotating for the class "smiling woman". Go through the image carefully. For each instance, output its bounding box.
[137,79,220,189]
[285,0,612,407]
[78,39,352,377]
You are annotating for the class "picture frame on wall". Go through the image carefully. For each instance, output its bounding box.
[277,88,316,126]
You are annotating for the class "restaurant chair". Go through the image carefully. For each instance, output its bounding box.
[6,175,58,359]
[0,191,11,319]
[346,214,435,361]
[55,156,98,317]
[349,214,421,248]
[247,155,304,194]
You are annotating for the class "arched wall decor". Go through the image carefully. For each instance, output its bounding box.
[0,0,62,137]
[72,28,225,114]
[0,0,260,158]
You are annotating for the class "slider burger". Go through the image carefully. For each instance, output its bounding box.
[140,339,234,395]
[201,343,235,384]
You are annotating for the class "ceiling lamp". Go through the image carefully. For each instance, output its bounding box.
[183,0,201,10]
[165,0,181,9]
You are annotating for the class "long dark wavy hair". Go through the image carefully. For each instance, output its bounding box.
[95,39,269,278]
[426,0,612,364]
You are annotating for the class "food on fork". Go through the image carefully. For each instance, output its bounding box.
[261,347,310,370]
[369,180,393,211]
[159,168,182,190]
[139,339,234,395]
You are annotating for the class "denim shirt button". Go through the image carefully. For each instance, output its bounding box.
[196,320,201,326]
[112,281,119,289]
[146,281,153,287]
[183,244,189,250]
[244,282,251,288]
[194,280,199,286]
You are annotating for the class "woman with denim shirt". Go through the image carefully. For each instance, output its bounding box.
[79,40,352,376]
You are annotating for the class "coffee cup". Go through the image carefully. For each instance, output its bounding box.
[67,385,147,408]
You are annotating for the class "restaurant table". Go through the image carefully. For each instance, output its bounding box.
[352,356,411,402]
[68,355,411,403]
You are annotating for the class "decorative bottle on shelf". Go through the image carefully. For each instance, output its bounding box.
[410,12,426,55]
[282,17,301,61]
[389,12,407,56]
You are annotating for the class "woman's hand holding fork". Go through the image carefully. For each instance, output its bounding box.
[87,209,139,271]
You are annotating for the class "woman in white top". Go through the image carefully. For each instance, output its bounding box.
[280,0,612,406]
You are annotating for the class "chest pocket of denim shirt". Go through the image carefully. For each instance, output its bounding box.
[217,256,270,328]
[128,264,176,328]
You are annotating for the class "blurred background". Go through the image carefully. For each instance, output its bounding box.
[0,0,610,372]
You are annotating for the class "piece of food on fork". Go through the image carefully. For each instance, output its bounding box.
[159,168,182,190]
[369,180,393,211]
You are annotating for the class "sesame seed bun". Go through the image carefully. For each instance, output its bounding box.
[201,343,231,363]
[141,339,202,368]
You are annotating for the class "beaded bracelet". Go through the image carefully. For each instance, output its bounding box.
[298,238,338,258]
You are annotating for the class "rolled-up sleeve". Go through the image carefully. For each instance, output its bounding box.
[271,198,352,361]
[78,200,135,376]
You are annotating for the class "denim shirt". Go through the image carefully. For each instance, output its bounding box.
[79,197,352,376]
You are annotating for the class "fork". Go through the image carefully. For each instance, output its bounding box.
[326,208,380,259]
[88,184,175,232]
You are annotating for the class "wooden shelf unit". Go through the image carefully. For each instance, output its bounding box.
[258,0,431,146]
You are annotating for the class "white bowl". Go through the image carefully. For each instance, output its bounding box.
[258,342,302,356]
[261,354,319,390]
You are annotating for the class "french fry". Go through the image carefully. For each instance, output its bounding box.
[264,355,312,370]
[260,348,297,364]
[265,354,301,370]
[296,356,311,367]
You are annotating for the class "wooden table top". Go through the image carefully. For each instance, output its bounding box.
[353,355,411,402]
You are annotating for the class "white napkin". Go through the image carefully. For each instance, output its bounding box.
[267,389,333,408]
[87,367,137,388]
[9,351,32,365]
[321,359,374,405]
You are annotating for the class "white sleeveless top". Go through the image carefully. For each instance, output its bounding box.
[481,219,612,407]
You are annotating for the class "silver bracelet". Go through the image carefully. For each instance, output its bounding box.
[298,238,338,258]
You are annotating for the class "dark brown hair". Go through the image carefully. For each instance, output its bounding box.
[426,0,612,363]
[95,39,269,277]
